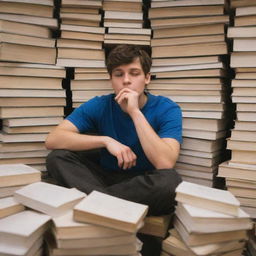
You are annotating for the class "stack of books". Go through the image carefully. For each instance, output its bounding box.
[57,0,111,108]
[0,0,66,172]
[57,0,105,68]
[56,190,148,256]
[161,181,253,256]
[103,0,151,46]
[148,0,230,187]
[71,67,113,108]
[0,175,86,256]
[221,1,256,254]
[0,210,51,256]
[224,0,256,218]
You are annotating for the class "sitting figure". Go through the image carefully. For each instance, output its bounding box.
[45,44,183,217]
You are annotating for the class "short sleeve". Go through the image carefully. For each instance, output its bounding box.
[65,97,101,133]
[157,101,183,144]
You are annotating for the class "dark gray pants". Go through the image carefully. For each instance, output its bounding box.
[46,149,182,216]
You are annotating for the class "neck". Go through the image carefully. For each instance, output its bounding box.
[139,92,148,109]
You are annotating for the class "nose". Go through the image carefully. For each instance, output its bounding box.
[123,73,131,84]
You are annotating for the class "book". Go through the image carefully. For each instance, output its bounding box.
[176,203,252,233]
[151,0,224,7]
[0,89,65,98]
[0,106,64,118]
[52,211,128,240]
[2,125,55,134]
[0,142,46,153]
[227,139,256,151]
[0,42,56,64]
[0,185,25,198]
[151,15,228,28]
[152,42,227,58]
[236,6,256,16]
[57,38,102,50]
[233,39,256,51]
[57,48,105,60]
[74,190,148,233]
[0,19,51,38]
[183,118,227,131]
[231,130,256,142]
[231,52,256,68]
[0,97,65,107]
[0,2,54,17]
[231,0,256,8]
[151,34,225,47]
[0,32,55,47]
[0,13,58,28]
[153,24,225,39]
[0,164,41,187]
[149,5,224,19]
[175,181,241,216]
[14,182,86,217]
[228,26,256,38]
[234,15,256,26]
[3,117,63,127]
[139,215,172,238]
[0,196,25,218]
[0,210,50,255]
[218,161,256,181]
[56,58,105,68]
[0,76,62,89]
[182,138,224,152]
[103,1,142,12]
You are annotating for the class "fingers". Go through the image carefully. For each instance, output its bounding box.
[116,147,137,170]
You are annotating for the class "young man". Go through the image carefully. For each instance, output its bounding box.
[45,44,182,216]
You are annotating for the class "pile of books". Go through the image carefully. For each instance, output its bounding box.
[161,181,253,256]
[0,0,65,172]
[56,0,111,108]
[223,0,256,218]
[220,0,256,254]
[148,0,230,187]
[103,0,151,46]
[0,163,148,255]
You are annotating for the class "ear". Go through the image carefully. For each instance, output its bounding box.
[145,72,151,85]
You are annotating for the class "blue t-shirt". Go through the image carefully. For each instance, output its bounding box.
[66,93,182,173]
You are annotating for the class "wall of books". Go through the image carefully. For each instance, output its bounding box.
[0,0,255,255]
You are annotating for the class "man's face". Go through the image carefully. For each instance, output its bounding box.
[110,58,151,96]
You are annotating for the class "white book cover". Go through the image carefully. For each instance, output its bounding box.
[175,181,240,216]
[14,182,86,217]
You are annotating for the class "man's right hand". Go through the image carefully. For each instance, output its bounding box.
[105,137,137,170]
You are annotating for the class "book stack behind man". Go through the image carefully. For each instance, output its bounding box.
[56,0,111,109]
[161,181,253,256]
[103,0,151,46]
[0,0,66,173]
[221,1,256,254]
[148,0,231,187]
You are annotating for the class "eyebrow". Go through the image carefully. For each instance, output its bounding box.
[113,68,141,72]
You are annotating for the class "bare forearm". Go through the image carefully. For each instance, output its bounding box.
[130,110,178,169]
[45,129,109,151]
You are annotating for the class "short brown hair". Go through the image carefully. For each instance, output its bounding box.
[106,44,152,76]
